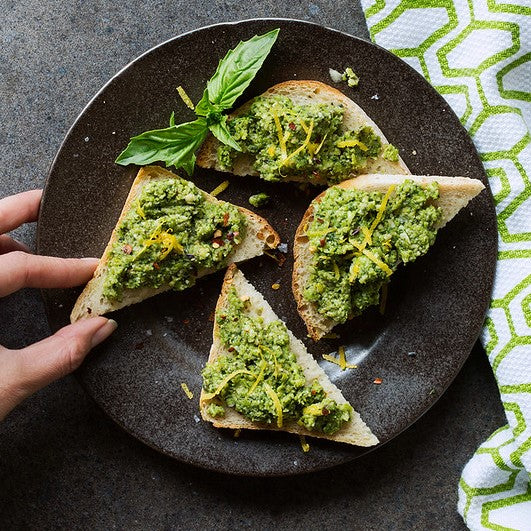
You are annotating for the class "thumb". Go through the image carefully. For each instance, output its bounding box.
[0,317,117,420]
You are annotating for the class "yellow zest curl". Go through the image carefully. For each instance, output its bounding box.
[322,353,357,370]
[299,435,310,453]
[180,383,193,399]
[202,369,254,400]
[336,139,368,151]
[349,260,360,283]
[272,109,287,161]
[280,119,314,168]
[264,383,283,427]
[362,249,393,276]
[247,362,266,397]
[176,85,195,110]
[210,180,230,197]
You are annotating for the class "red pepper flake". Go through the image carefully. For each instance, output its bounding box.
[153,262,160,270]
[319,238,326,247]
[317,218,324,223]
[288,122,296,131]
[122,244,133,254]
[228,346,235,352]
[373,378,383,385]
[183,319,190,325]
[311,389,316,395]
[322,408,330,416]
[212,237,224,248]
[222,212,230,227]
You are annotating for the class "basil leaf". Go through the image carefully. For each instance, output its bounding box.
[196,28,279,113]
[115,118,209,173]
[209,116,241,151]
[194,88,217,117]
[180,153,196,177]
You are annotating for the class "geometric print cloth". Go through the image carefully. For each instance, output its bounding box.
[361,1,531,529]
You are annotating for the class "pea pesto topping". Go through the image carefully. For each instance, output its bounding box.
[202,288,353,435]
[103,178,246,301]
[303,180,442,323]
[217,95,384,185]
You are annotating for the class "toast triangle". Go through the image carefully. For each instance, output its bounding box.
[200,264,379,447]
[196,80,410,184]
[292,174,486,341]
[70,166,279,322]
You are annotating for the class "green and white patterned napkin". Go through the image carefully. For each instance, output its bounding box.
[360,1,531,529]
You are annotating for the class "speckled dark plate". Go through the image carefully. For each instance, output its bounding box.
[37,19,497,476]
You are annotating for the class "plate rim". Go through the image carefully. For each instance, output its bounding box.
[36,17,498,476]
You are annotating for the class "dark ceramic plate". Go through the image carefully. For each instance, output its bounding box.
[37,19,497,476]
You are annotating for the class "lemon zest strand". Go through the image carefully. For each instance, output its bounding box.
[322,353,357,370]
[180,383,193,400]
[333,261,340,280]
[247,362,266,397]
[264,383,283,428]
[176,85,195,110]
[300,435,310,453]
[361,226,372,245]
[202,369,254,400]
[338,345,347,371]
[210,180,229,197]
[314,132,328,155]
[280,119,314,168]
[349,259,360,283]
[272,110,287,161]
[336,139,368,150]
[362,248,393,276]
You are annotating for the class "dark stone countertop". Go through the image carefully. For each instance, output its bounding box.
[0,2,504,529]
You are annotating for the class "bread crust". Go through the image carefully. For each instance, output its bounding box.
[70,166,279,322]
[292,174,486,341]
[196,80,410,183]
[199,264,379,447]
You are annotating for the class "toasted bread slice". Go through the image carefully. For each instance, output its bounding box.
[196,80,409,184]
[70,166,279,322]
[199,264,379,447]
[293,174,486,341]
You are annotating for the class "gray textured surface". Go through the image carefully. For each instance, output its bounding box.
[0,1,504,529]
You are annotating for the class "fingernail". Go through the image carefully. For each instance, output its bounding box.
[91,319,118,348]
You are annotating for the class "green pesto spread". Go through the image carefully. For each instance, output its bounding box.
[103,178,245,301]
[202,287,352,434]
[382,144,399,162]
[342,67,359,87]
[217,95,383,185]
[248,192,270,208]
[303,180,442,323]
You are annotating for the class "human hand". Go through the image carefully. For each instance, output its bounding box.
[0,190,117,421]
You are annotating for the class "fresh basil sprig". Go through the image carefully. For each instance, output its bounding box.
[115,28,280,175]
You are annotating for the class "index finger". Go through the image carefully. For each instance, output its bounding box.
[0,190,43,234]
[0,252,98,297]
